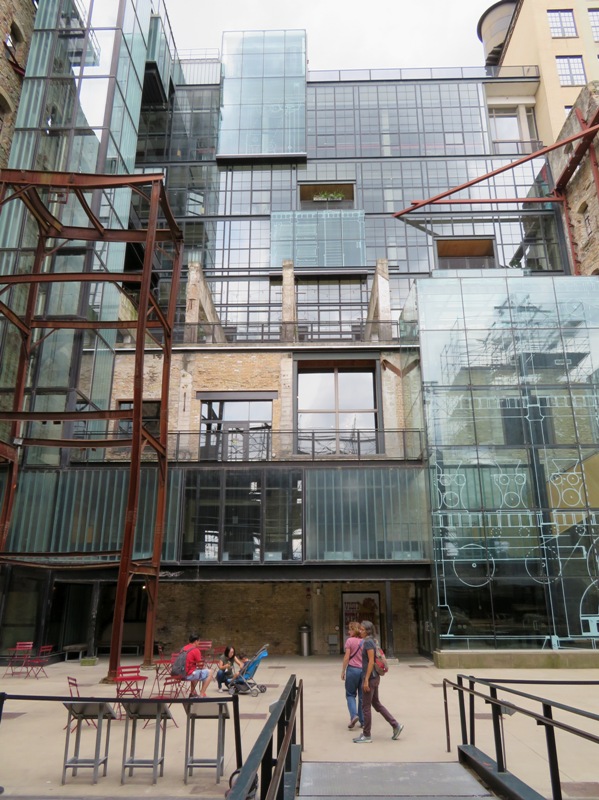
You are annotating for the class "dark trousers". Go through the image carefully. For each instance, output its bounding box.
[362,673,397,737]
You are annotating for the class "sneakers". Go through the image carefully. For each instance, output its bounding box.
[391,724,404,740]
[352,734,372,743]
[217,686,224,693]
[347,715,359,730]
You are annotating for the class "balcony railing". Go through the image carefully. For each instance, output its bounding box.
[170,320,403,345]
[492,139,544,155]
[68,428,425,464]
[308,65,540,83]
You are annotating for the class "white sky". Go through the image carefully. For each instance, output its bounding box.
[164,0,496,71]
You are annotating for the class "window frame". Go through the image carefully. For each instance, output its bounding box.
[547,9,577,38]
[555,55,586,86]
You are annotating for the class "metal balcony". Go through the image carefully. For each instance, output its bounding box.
[69,428,425,464]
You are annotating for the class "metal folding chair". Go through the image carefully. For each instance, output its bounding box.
[26,644,54,678]
[3,641,34,677]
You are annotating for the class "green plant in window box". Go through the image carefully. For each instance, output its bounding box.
[313,191,345,201]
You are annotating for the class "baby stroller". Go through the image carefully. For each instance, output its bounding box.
[228,644,268,697]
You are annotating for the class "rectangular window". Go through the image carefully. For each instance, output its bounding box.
[296,362,379,456]
[200,397,273,461]
[589,9,599,40]
[555,56,586,85]
[547,10,577,37]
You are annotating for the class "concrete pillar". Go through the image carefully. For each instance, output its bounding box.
[366,258,393,341]
[280,259,297,342]
[185,259,227,344]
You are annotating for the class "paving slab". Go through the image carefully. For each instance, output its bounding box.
[299,762,492,797]
[0,654,598,798]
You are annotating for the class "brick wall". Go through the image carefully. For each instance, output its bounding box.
[155,580,418,657]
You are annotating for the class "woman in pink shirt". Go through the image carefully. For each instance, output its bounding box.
[340,620,363,729]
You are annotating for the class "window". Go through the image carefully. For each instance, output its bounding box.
[547,10,577,37]
[436,238,495,270]
[117,400,161,438]
[589,9,599,40]
[199,396,273,461]
[296,362,379,456]
[555,56,586,86]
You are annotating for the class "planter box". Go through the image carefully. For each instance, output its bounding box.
[81,656,99,666]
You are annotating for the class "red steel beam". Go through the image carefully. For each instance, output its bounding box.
[394,122,599,218]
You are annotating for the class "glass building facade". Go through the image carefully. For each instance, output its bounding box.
[408,274,599,648]
[2,3,598,656]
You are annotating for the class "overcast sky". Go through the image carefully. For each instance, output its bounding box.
[164,0,496,71]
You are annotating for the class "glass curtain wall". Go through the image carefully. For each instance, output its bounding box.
[415,274,599,648]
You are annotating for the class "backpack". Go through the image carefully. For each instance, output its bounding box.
[171,647,188,677]
[374,642,389,676]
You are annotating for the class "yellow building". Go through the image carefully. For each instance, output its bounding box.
[479,0,599,144]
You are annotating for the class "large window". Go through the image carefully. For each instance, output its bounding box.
[547,10,577,37]
[297,362,379,456]
[555,56,586,86]
[590,9,599,40]
[199,395,273,461]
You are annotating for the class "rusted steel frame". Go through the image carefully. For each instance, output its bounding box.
[394,122,599,218]
[554,107,599,192]
[0,300,29,335]
[0,272,154,284]
[130,563,159,576]
[72,186,105,235]
[21,437,133,449]
[0,441,18,461]
[22,188,63,236]
[147,294,169,330]
[141,428,166,457]
[108,180,162,680]
[0,182,31,209]
[0,169,166,190]
[419,196,563,205]
[141,239,182,666]
[0,409,132,421]
[54,225,177,243]
[28,319,162,330]
[0,234,45,551]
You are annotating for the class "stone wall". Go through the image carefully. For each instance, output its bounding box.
[0,0,36,168]
[548,82,599,277]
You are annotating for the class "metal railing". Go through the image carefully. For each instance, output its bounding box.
[69,428,425,463]
[308,65,540,83]
[168,320,403,345]
[443,675,599,800]
[227,675,303,800]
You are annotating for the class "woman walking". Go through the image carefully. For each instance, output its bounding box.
[341,620,363,729]
[353,620,403,744]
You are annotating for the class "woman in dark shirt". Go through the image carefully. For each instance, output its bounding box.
[216,645,244,691]
[353,620,403,744]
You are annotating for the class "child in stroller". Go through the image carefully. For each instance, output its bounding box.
[227,644,269,696]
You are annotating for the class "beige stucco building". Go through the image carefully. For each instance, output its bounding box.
[479,1,599,145]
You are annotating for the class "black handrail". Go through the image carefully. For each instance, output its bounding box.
[227,674,303,800]
[443,675,599,800]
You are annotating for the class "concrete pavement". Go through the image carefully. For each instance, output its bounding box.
[0,653,598,798]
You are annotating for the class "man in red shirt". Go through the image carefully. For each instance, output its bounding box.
[182,632,213,696]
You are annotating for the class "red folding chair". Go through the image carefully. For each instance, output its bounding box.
[145,676,185,728]
[64,676,96,731]
[115,665,147,719]
[3,642,34,677]
[26,644,54,678]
